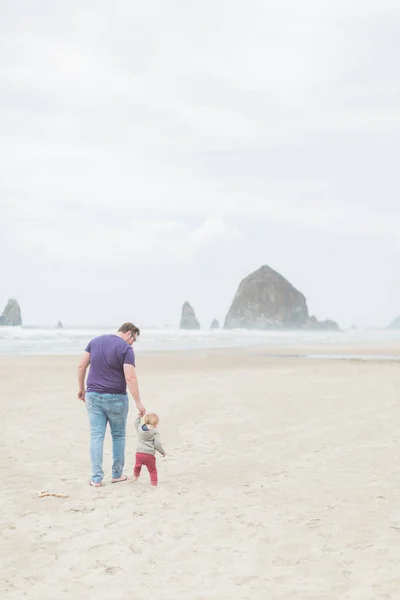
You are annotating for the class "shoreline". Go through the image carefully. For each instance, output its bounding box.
[1,340,399,363]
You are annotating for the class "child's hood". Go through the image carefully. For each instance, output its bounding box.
[139,424,158,441]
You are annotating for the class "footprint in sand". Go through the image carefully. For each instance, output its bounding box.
[306,518,321,529]
[104,566,121,575]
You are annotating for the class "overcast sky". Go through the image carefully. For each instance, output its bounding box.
[1,0,399,328]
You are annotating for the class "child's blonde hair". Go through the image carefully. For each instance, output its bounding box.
[143,413,159,427]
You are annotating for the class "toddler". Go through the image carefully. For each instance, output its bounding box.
[133,413,166,486]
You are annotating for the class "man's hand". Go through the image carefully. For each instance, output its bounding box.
[77,352,90,402]
[136,402,146,416]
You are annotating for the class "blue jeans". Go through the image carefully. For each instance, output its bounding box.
[85,392,129,483]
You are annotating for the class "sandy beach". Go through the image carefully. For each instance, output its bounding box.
[1,345,400,599]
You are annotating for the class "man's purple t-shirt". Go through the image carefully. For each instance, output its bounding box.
[85,334,135,394]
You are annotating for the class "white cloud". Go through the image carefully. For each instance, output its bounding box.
[8,214,241,268]
[1,0,400,327]
[189,217,240,245]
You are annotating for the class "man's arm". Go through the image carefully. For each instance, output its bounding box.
[77,351,90,402]
[123,364,146,416]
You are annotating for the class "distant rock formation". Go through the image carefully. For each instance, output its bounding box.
[0,298,22,326]
[57,321,63,329]
[306,316,340,331]
[388,316,400,329]
[210,318,219,329]
[224,266,308,329]
[224,265,339,330]
[179,301,200,329]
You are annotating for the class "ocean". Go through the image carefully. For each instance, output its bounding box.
[0,326,399,359]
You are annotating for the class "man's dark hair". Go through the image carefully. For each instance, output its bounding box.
[118,322,140,337]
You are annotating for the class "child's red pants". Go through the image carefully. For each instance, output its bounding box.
[134,452,158,486]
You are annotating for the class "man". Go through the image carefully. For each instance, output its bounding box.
[77,322,146,487]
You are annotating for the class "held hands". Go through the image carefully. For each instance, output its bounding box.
[137,403,146,416]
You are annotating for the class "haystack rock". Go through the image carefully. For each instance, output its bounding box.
[210,318,219,329]
[224,265,339,330]
[0,298,22,326]
[179,301,200,329]
[388,316,400,329]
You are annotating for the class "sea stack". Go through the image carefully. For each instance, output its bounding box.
[388,316,400,329]
[179,302,200,329]
[0,298,22,326]
[224,265,339,330]
[224,266,308,329]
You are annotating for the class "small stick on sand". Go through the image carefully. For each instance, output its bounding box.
[38,490,69,499]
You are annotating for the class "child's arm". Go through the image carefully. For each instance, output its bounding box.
[154,433,166,456]
[134,415,141,431]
